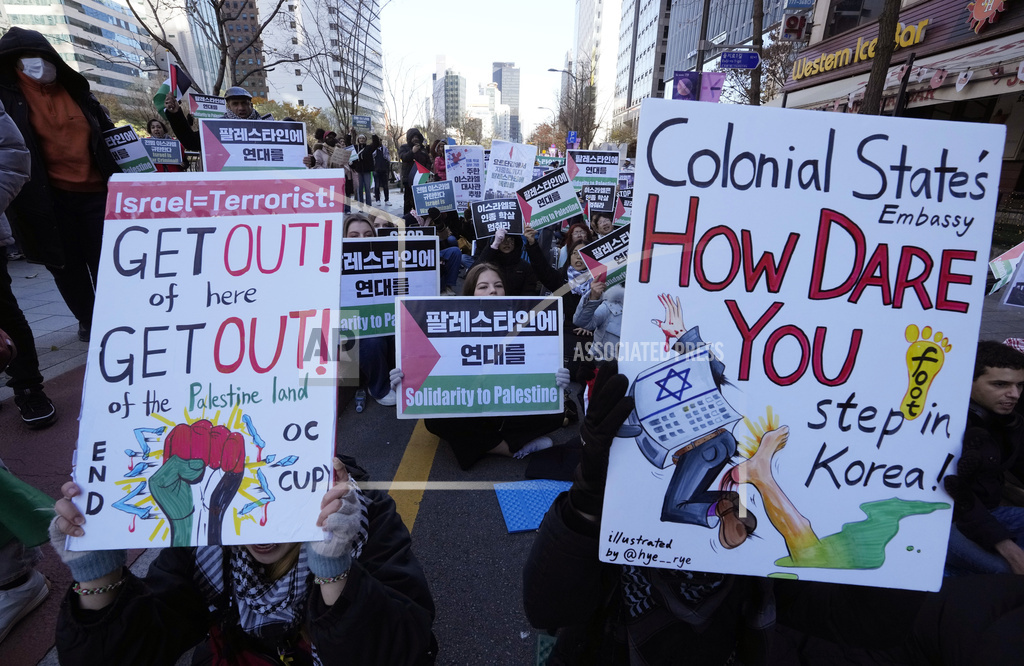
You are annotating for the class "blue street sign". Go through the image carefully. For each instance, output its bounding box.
[719,51,761,70]
[785,0,814,8]
[567,130,578,145]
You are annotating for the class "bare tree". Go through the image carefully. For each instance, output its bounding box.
[381,54,426,154]
[555,60,600,149]
[860,0,902,115]
[717,28,797,106]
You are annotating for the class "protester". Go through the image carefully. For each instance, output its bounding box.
[146,118,188,172]
[426,208,463,297]
[371,134,391,205]
[556,222,594,268]
[165,86,260,152]
[0,27,121,345]
[430,140,446,181]
[49,457,436,664]
[591,212,614,238]
[478,228,538,296]
[389,262,569,469]
[573,279,623,365]
[350,134,374,206]
[312,142,330,169]
[399,128,432,214]
[944,340,1024,575]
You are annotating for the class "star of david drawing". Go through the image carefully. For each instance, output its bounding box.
[654,367,692,401]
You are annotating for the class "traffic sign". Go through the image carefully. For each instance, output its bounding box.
[785,0,814,8]
[567,130,578,145]
[719,51,761,70]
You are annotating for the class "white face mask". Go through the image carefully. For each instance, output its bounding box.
[19,57,57,84]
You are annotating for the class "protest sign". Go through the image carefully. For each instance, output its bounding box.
[516,167,584,231]
[484,140,537,199]
[71,172,345,551]
[189,93,227,119]
[618,172,635,190]
[142,138,184,166]
[103,126,156,173]
[470,199,523,238]
[614,188,632,226]
[352,115,372,133]
[602,97,1003,592]
[578,225,629,287]
[395,297,563,418]
[412,180,457,216]
[376,226,437,237]
[989,240,1024,295]
[581,184,616,213]
[328,146,353,169]
[532,165,551,180]
[445,145,484,211]
[537,155,562,167]
[199,119,307,171]
[1001,253,1024,307]
[567,150,619,191]
[340,237,440,338]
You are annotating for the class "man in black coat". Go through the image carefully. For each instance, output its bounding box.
[0,27,119,347]
[398,128,431,214]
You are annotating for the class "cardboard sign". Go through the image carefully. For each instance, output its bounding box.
[470,198,524,238]
[328,146,353,169]
[340,237,440,338]
[199,119,308,171]
[103,126,156,173]
[581,184,617,213]
[70,172,345,551]
[578,225,629,287]
[602,97,1004,592]
[352,115,372,133]
[567,150,619,191]
[516,167,584,231]
[412,180,457,216]
[376,226,437,237]
[395,297,563,418]
[189,93,227,119]
[484,140,537,200]
[615,188,633,226]
[445,145,485,211]
[142,138,184,165]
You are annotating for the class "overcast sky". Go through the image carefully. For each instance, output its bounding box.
[379,0,577,138]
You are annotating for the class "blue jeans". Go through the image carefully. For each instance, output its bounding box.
[440,247,461,289]
[354,172,373,205]
[373,170,390,201]
[945,506,1024,575]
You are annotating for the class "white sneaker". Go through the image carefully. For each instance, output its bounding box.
[375,389,397,406]
[0,570,49,644]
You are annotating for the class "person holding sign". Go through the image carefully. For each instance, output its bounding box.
[0,28,121,344]
[49,457,436,664]
[399,128,432,215]
[478,228,538,296]
[146,118,188,172]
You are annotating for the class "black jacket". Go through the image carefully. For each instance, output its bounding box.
[478,235,538,296]
[351,143,375,173]
[399,128,431,186]
[56,457,437,665]
[0,27,119,267]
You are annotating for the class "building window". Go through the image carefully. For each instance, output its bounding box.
[331,39,338,47]
[298,99,304,105]
[296,84,302,91]
[295,68,301,75]
[290,21,296,28]
[824,0,886,39]
[292,37,298,44]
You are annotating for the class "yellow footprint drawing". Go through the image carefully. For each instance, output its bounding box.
[900,324,952,420]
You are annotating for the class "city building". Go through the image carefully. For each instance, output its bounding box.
[467,82,511,142]
[613,0,669,128]
[432,60,466,128]
[221,0,266,98]
[492,61,521,141]
[259,0,383,123]
[0,0,153,96]
[781,0,1024,221]
[572,0,621,143]
[150,10,223,97]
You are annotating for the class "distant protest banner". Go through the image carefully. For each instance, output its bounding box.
[537,155,562,167]
[199,119,307,171]
[989,240,1024,295]
[142,138,184,166]
[602,97,1003,592]
[516,167,584,231]
[70,171,344,551]
[581,184,616,213]
[445,145,485,211]
[376,226,436,237]
[578,225,629,287]
[1001,254,1024,307]
[352,115,372,133]
[484,140,537,199]
[532,165,550,180]
[470,199,523,238]
[103,126,156,173]
[567,150,619,191]
[614,188,632,226]
[395,297,563,418]
[412,180,457,216]
[340,237,440,338]
[189,94,226,119]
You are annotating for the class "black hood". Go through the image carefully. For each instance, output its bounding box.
[405,127,424,144]
[491,234,524,266]
[0,27,91,96]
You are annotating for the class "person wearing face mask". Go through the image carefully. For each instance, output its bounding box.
[0,28,121,346]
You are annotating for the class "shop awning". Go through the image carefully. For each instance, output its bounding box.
[778,30,1024,111]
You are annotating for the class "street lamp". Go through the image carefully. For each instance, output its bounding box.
[547,68,581,147]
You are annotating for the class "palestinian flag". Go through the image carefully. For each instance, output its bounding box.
[413,162,433,185]
[152,63,195,118]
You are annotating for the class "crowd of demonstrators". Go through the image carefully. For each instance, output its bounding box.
[399,129,432,214]
[49,458,437,664]
[145,118,188,172]
[390,262,570,469]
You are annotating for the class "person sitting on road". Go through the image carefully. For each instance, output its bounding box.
[49,457,436,665]
[478,228,539,297]
[389,262,570,470]
[591,212,614,238]
[944,340,1024,575]
[556,222,594,268]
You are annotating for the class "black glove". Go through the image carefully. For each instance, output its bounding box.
[569,361,634,521]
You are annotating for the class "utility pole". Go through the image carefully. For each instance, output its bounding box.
[750,0,764,105]
[694,0,713,100]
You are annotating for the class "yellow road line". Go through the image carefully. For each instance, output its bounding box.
[388,420,440,532]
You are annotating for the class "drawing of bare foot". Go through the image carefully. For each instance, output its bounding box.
[900,324,952,420]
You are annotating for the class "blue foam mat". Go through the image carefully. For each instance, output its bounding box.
[494,479,573,533]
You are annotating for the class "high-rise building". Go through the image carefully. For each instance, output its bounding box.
[572,0,621,144]
[221,0,266,98]
[1,0,153,96]
[443,69,466,128]
[492,61,520,142]
[613,0,670,128]
[259,0,383,122]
